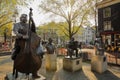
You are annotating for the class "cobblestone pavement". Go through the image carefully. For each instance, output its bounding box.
[0,55,120,80]
[0,56,13,80]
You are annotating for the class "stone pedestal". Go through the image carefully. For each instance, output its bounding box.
[91,55,107,73]
[63,57,82,72]
[45,54,57,71]
[5,73,46,80]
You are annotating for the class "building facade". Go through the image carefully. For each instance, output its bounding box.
[74,27,95,44]
[97,0,120,51]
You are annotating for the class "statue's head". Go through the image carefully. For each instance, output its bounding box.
[20,14,27,23]
[48,38,53,43]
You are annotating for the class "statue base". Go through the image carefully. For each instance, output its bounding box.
[4,72,46,80]
[91,55,107,73]
[63,57,82,72]
[45,54,57,71]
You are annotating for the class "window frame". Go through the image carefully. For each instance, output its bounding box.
[103,21,111,31]
[103,7,111,18]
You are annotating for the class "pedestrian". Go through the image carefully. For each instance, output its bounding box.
[36,37,45,58]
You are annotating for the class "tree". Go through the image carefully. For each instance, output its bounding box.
[37,22,64,41]
[0,0,32,28]
[37,21,84,43]
[86,0,102,35]
[37,21,67,37]
[0,1,14,28]
[39,0,96,40]
[0,0,34,37]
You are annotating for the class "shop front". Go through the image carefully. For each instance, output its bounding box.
[101,31,120,52]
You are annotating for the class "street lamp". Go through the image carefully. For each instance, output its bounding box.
[4,28,8,43]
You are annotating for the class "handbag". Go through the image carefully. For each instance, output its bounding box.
[36,43,45,55]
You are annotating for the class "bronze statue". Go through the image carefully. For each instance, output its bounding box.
[11,8,42,79]
[95,37,104,56]
[46,38,56,54]
[67,37,79,58]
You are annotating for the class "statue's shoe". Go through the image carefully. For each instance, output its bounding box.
[32,74,41,79]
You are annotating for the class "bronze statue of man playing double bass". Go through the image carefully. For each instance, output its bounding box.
[11,8,42,79]
[12,14,36,56]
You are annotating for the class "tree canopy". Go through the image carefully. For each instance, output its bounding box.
[0,0,33,36]
[0,0,33,28]
[39,0,99,39]
[37,21,84,42]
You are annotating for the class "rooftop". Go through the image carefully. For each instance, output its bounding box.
[97,0,120,9]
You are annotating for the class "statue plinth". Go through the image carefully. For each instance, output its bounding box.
[91,55,107,73]
[45,54,57,71]
[63,57,82,72]
[5,73,46,80]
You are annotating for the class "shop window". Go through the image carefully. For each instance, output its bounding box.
[104,21,111,31]
[103,7,111,18]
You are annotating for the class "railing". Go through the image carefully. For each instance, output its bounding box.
[78,49,120,65]
[107,55,120,65]
[19,46,120,65]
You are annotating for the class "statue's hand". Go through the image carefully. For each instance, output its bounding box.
[17,34,23,38]
[23,35,29,39]
[18,29,27,35]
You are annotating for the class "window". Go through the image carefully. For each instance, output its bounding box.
[103,7,111,18]
[106,35,111,45]
[104,21,111,30]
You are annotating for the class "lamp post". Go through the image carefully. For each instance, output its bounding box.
[4,28,8,43]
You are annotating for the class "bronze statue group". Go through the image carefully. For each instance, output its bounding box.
[11,8,82,79]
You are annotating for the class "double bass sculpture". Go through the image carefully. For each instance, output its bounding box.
[12,8,42,78]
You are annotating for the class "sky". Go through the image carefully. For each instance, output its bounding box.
[17,0,63,27]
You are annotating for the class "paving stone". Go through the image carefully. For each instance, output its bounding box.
[1,52,120,80]
[5,72,46,80]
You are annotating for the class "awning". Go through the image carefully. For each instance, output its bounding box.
[101,31,120,35]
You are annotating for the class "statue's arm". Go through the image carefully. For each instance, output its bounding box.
[12,23,23,38]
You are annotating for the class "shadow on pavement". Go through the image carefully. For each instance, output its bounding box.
[45,71,56,80]
[0,52,11,56]
[52,68,88,80]
[93,70,120,80]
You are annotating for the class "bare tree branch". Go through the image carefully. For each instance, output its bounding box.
[62,30,69,37]
[0,20,12,27]
[72,10,89,35]
[39,0,95,40]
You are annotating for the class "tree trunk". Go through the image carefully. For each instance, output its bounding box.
[4,32,7,43]
[68,20,72,40]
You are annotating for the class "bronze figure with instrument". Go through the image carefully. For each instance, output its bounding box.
[11,8,42,79]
